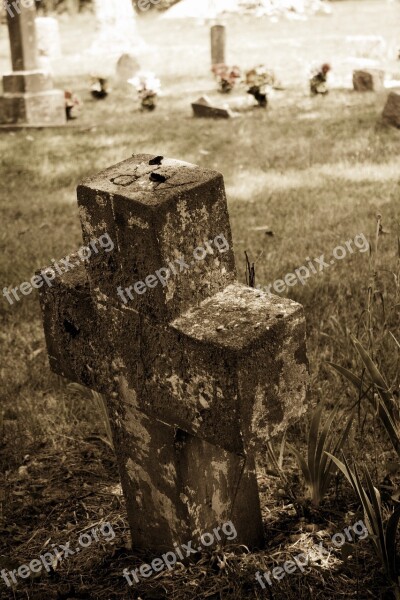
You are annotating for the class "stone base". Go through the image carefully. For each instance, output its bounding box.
[353,69,385,92]
[0,89,66,126]
[382,92,400,128]
[2,70,53,94]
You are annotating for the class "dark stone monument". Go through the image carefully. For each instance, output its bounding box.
[191,96,232,119]
[353,69,385,92]
[211,24,226,67]
[39,154,308,552]
[382,92,400,128]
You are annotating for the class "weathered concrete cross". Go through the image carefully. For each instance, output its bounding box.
[0,0,65,126]
[39,155,308,552]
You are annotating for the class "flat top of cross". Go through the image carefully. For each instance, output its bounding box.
[79,155,222,207]
[172,284,302,352]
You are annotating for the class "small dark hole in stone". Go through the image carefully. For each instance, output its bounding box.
[63,319,80,338]
[276,314,284,319]
[149,155,164,165]
[150,172,167,183]
[174,428,187,444]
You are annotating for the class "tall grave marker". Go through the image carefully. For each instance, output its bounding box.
[0,0,65,126]
[211,24,226,67]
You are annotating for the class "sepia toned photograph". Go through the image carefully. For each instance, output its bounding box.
[0,0,399,598]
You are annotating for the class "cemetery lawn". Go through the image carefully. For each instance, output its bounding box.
[1,2,400,598]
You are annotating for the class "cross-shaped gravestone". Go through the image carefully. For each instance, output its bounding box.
[0,0,65,126]
[39,154,308,552]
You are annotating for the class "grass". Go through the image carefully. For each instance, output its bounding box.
[0,1,400,598]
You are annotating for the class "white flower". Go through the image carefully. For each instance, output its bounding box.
[128,72,161,93]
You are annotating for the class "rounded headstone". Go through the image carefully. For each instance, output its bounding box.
[116,53,140,83]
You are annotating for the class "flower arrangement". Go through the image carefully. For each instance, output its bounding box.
[64,90,82,120]
[309,63,331,95]
[212,64,241,93]
[245,65,276,107]
[128,72,161,111]
[90,76,109,100]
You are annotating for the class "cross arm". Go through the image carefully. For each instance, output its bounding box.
[38,263,109,393]
[135,283,308,454]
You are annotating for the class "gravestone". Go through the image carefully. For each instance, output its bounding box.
[116,53,140,84]
[353,69,384,92]
[88,0,144,75]
[0,1,65,126]
[211,24,226,67]
[38,155,308,552]
[192,95,233,118]
[382,92,400,128]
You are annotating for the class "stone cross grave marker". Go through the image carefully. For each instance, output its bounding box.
[39,154,308,552]
[0,0,65,126]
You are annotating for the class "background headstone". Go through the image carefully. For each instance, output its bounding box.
[353,69,385,92]
[192,95,232,118]
[211,24,226,66]
[0,1,65,126]
[382,91,400,128]
[116,53,140,83]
